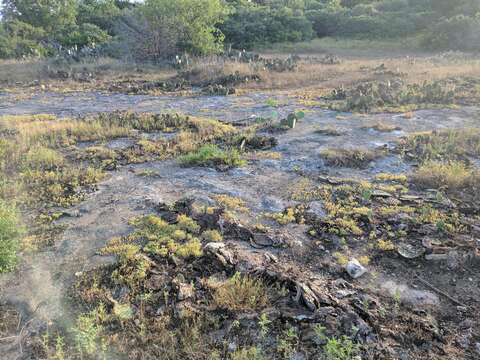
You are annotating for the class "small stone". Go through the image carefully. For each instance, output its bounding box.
[346,258,367,279]
[425,253,448,261]
[177,283,194,301]
[227,342,237,352]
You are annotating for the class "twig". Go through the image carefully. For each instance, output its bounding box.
[415,275,467,308]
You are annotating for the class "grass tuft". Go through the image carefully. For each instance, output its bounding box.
[321,148,379,168]
[213,272,269,312]
[179,144,246,169]
[412,161,478,191]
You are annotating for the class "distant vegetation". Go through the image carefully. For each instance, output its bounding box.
[0,0,479,60]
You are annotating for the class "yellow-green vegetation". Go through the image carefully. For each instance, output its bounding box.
[131,214,202,259]
[375,173,407,184]
[213,272,270,312]
[72,306,106,357]
[412,161,479,191]
[0,111,240,256]
[99,213,207,289]
[201,229,223,242]
[276,324,299,359]
[291,176,470,255]
[377,239,396,251]
[0,200,24,272]
[333,252,349,266]
[214,194,248,212]
[231,346,265,360]
[179,144,246,168]
[324,336,359,360]
[401,129,480,198]
[267,207,300,225]
[321,148,379,168]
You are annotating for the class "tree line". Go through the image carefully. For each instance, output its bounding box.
[0,0,479,60]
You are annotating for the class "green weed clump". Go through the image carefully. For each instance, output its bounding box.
[130,214,203,259]
[324,336,359,360]
[179,144,246,168]
[0,200,23,272]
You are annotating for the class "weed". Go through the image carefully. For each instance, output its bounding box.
[324,336,359,360]
[265,98,279,107]
[213,272,269,312]
[277,324,299,360]
[375,173,407,183]
[412,161,478,191]
[401,129,480,163]
[179,144,246,168]
[201,229,223,242]
[231,346,265,360]
[267,207,298,225]
[358,255,370,266]
[0,200,23,272]
[42,332,66,360]
[258,313,271,338]
[72,306,105,357]
[333,252,349,266]
[214,194,248,212]
[376,239,396,251]
[177,214,201,234]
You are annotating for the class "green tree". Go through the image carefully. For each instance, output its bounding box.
[77,0,122,34]
[141,0,229,55]
[2,0,77,33]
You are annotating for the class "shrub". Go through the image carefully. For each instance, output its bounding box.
[0,200,23,273]
[221,3,313,49]
[424,14,480,51]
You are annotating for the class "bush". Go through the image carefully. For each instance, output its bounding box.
[0,200,23,273]
[424,14,480,51]
[221,3,313,49]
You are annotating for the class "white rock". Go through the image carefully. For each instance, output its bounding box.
[346,258,367,279]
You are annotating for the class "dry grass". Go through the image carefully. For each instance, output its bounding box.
[0,57,174,91]
[362,122,401,132]
[213,272,270,312]
[402,129,480,163]
[412,161,479,191]
[321,148,380,168]
[2,44,480,96]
